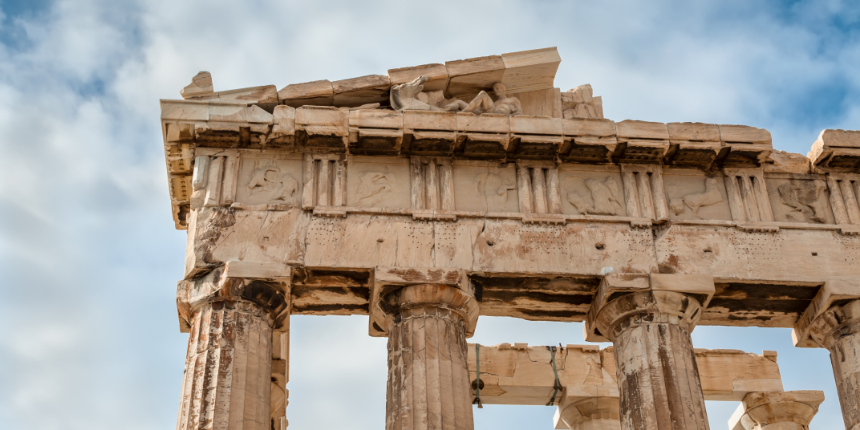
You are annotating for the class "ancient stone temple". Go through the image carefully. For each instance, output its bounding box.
[159,47,860,429]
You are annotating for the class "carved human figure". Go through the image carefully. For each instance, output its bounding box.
[567,176,623,216]
[669,177,724,217]
[355,172,393,207]
[247,166,299,205]
[390,76,467,112]
[476,172,516,208]
[777,180,828,223]
[461,82,523,115]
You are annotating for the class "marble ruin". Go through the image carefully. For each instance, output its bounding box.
[159,47,860,429]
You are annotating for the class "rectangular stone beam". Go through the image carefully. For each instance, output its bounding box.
[464,343,783,409]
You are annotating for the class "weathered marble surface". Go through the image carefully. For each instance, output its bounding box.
[160,47,860,430]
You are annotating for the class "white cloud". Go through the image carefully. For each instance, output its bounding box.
[0,0,856,428]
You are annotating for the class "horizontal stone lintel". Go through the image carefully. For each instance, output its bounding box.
[463,343,783,408]
[180,202,860,331]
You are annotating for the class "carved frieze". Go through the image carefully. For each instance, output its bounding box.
[558,164,625,217]
[663,169,732,221]
[452,160,518,213]
[345,156,410,209]
[766,174,833,224]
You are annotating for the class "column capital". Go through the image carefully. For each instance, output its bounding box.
[369,266,478,338]
[176,261,292,332]
[729,391,824,430]
[557,397,620,429]
[593,290,703,342]
[584,273,713,342]
[793,278,860,348]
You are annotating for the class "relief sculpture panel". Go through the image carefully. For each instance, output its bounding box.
[452,160,519,213]
[346,156,410,209]
[557,165,626,216]
[663,169,732,221]
[766,176,834,224]
[235,153,304,206]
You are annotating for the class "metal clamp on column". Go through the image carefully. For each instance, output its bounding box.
[546,346,561,406]
[472,343,483,408]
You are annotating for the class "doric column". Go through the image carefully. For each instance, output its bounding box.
[793,279,860,429]
[558,398,621,430]
[586,274,715,430]
[175,262,291,430]
[806,300,860,429]
[728,391,824,430]
[384,284,479,430]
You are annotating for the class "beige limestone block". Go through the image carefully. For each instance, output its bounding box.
[472,219,657,275]
[563,118,617,137]
[269,106,296,146]
[189,85,280,111]
[510,115,563,136]
[210,209,309,267]
[209,105,274,124]
[278,80,334,107]
[332,74,391,107]
[349,109,403,129]
[465,342,783,412]
[808,128,860,170]
[765,150,811,174]
[695,349,783,400]
[655,224,860,287]
[303,215,435,269]
[429,214,484,265]
[667,122,721,142]
[500,47,561,94]
[388,63,450,92]
[445,55,506,99]
[161,99,242,122]
[181,71,214,99]
[720,124,773,144]
[593,96,604,118]
[615,120,670,141]
[513,88,562,118]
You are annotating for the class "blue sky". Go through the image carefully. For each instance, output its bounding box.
[0,0,858,429]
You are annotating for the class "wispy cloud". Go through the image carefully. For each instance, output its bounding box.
[0,0,856,428]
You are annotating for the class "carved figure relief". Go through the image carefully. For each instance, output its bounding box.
[476,173,516,208]
[777,180,829,223]
[247,166,299,205]
[461,83,524,116]
[390,76,467,112]
[669,178,724,218]
[390,77,523,115]
[565,176,623,216]
[355,172,393,207]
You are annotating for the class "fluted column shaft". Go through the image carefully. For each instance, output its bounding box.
[594,291,709,430]
[385,284,476,430]
[559,398,621,430]
[177,300,274,430]
[808,300,860,429]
